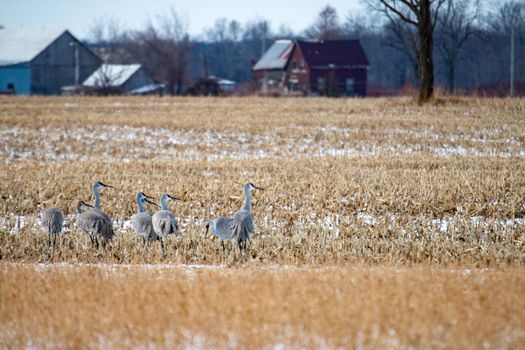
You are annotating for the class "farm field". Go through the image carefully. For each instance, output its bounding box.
[1,96,525,348]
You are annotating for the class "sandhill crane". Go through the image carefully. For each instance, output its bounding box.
[229,182,264,256]
[131,192,158,247]
[76,181,114,249]
[40,207,64,250]
[152,193,180,256]
[205,216,233,253]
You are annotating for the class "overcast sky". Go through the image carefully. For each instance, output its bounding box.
[0,0,365,40]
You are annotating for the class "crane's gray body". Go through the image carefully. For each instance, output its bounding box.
[152,210,178,238]
[227,183,263,254]
[77,182,114,244]
[132,211,156,239]
[40,207,64,235]
[209,216,234,241]
[131,192,157,240]
[152,193,179,239]
[77,208,115,242]
[229,209,254,244]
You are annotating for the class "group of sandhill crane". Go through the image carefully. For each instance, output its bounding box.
[40,181,264,257]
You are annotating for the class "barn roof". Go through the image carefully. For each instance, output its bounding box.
[296,40,369,68]
[252,40,294,71]
[83,64,142,87]
[0,28,66,66]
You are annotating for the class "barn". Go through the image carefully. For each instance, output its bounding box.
[253,39,369,97]
[0,28,101,95]
[82,64,157,95]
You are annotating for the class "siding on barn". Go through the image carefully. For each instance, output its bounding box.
[31,31,101,95]
[0,63,31,94]
[285,45,310,95]
[121,69,155,92]
[309,68,368,96]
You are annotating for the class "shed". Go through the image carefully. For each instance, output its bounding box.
[0,28,101,95]
[82,64,156,95]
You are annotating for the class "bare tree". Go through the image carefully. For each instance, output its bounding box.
[87,16,132,64]
[383,17,420,85]
[370,0,446,104]
[125,8,190,95]
[490,0,524,96]
[305,5,343,40]
[435,0,480,92]
[243,19,272,56]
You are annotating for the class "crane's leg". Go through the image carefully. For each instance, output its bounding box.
[160,238,165,259]
[221,240,225,254]
[237,239,243,258]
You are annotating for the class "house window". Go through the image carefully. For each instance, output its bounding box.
[317,77,326,92]
[345,78,355,94]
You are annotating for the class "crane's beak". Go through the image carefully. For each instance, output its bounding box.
[99,182,113,188]
[167,194,182,201]
[205,223,209,238]
[254,185,265,190]
[145,198,160,207]
[80,201,94,208]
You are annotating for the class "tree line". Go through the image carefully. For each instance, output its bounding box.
[88,0,524,101]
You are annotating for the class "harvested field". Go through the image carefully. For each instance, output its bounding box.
[1,264,524,349]
[1,96,524,348]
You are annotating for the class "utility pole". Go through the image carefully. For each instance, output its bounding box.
[510,25,515,97]
[70,42,79,86]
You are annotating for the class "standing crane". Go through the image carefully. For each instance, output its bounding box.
[229,182,264,256]
[40,207,64,251]
[152,193,180,257]
[131,192,158,249]
[205,216,234,253]
[76,181,114,249]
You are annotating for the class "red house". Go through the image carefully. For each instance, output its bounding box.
[253,39,369,97]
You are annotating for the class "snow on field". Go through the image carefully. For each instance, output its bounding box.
[2,210,523,237]
[1,124,523,163]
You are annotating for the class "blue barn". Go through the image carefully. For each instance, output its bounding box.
[0,28,101,95]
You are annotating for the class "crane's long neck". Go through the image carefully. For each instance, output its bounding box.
[93,186,101,209]
[243,186,251,212]
[137,197,146,213]
[160,195,169,211]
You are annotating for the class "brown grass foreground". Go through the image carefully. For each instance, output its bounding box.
[1,264,524,349]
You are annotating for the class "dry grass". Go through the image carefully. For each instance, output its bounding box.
[1,96,525,348]
[1,264,524,349]
[0,96,524,266]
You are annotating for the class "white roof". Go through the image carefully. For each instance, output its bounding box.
[218,79,236,85]
[83,64,141,87]
[0,28,66,66]
[253,40,293,71]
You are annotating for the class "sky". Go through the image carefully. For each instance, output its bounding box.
[0,0,365,40]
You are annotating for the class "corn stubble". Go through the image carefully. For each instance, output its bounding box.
[0,96,524,348]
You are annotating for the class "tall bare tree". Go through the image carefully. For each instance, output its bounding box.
[305,5,343,40]
[383,17,420,85]
[370,0,446,104]
[125,8,190,95]
[436,0,480,92]
[87,16,133,64]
